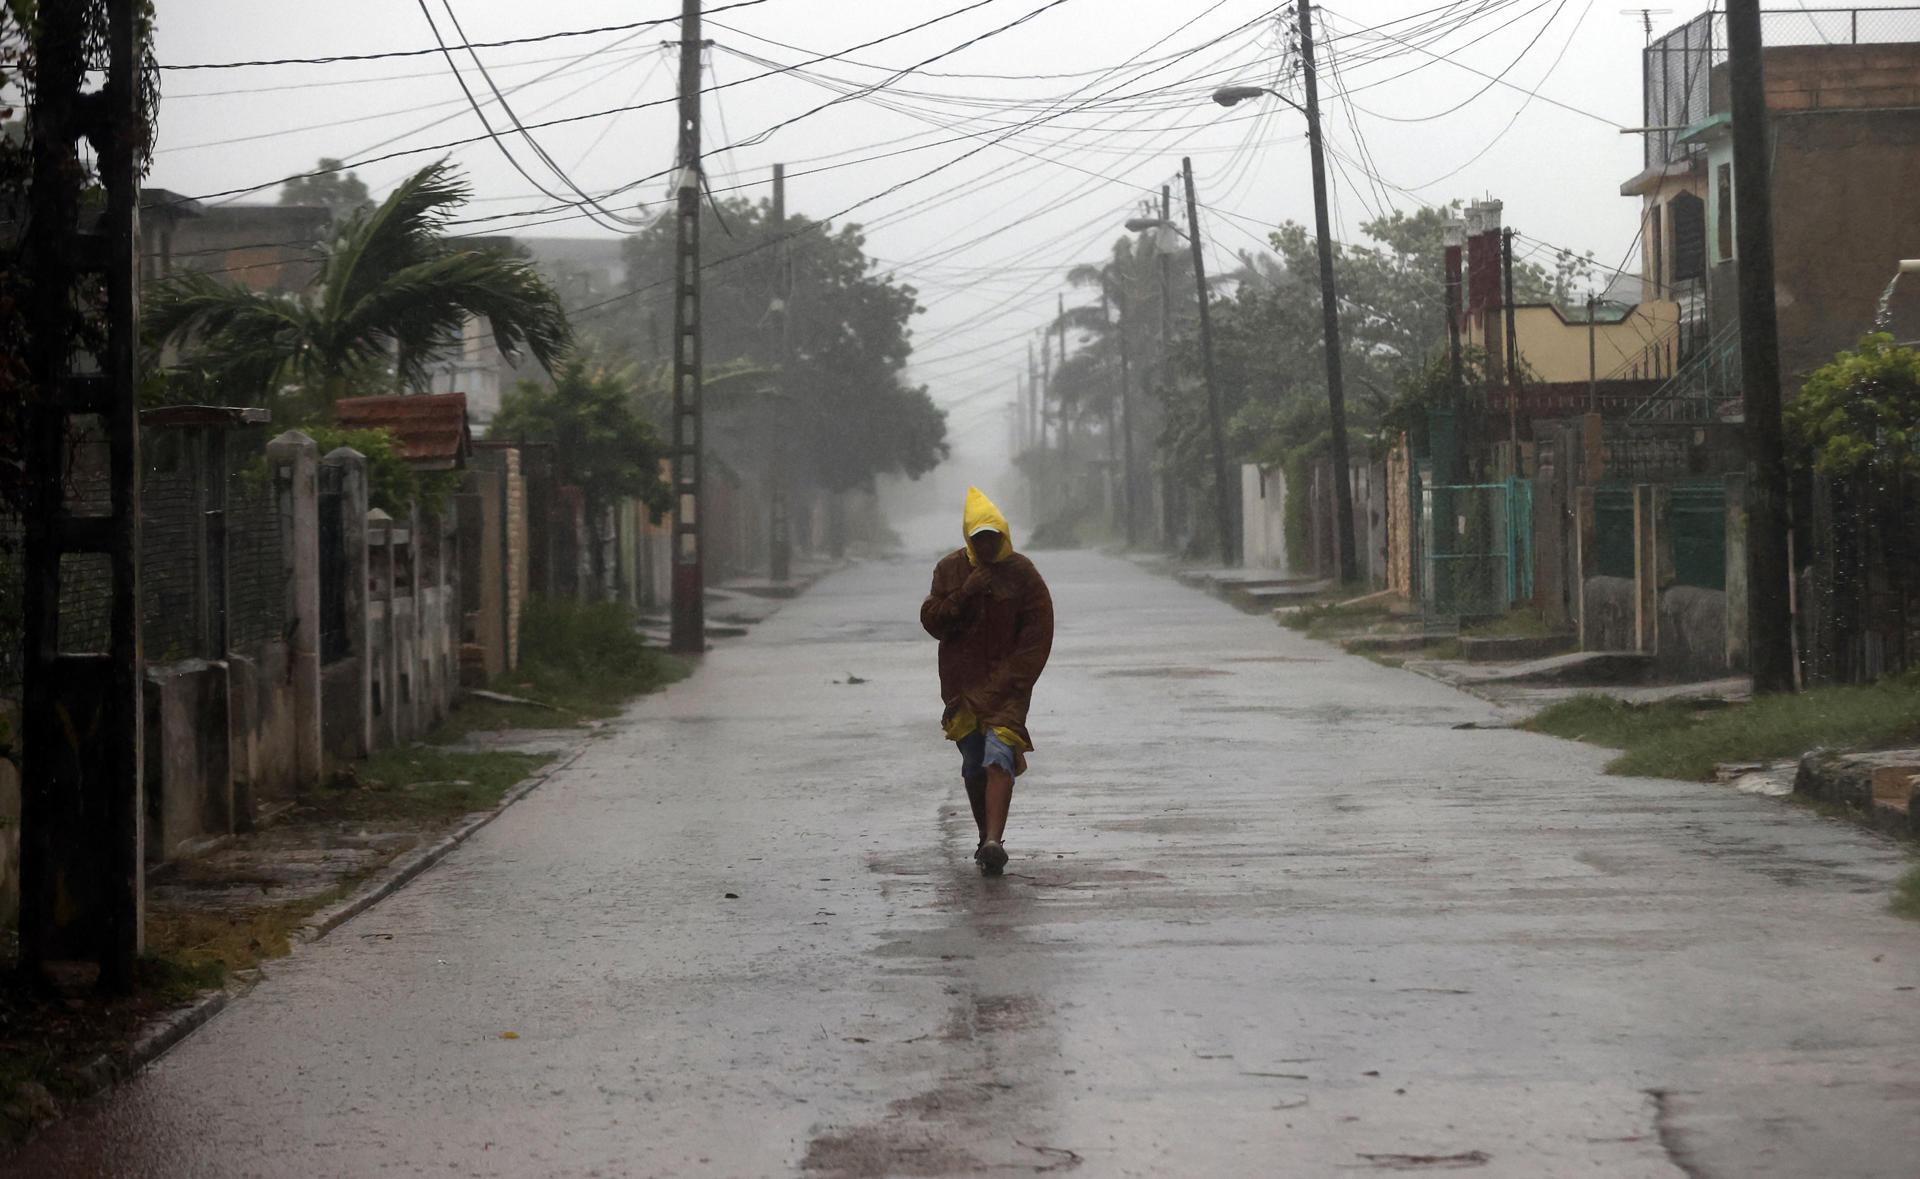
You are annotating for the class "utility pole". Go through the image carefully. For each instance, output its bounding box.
[1444,219,1467,483]
[1115,269,1139,547]
[1056,293,1070,461]
[1032,341,1045,451]
[1183,156,1236,566]
[769,163,791,583]
[1297,0,1357,583]
[1727,0,1795,694]
[668,0,705,654]
[1588,293,1599,413]
[21,0,145,993]
[1503,227,1520,471]
[1160,183,1176,549]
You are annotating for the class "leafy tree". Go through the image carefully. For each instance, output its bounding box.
[1147,200,1589,495]
[612,197,946,492]
[279,158,374,226]
[1787,333,1920,476]
[146,160,571,416]
[489,358,673,525]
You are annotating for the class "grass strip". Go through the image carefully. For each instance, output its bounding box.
[1527,678,1920,781]
[1891,865,1920,921]
[317,748,548,824]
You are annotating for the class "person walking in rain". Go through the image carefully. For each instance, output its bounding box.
[920,487,1054,876]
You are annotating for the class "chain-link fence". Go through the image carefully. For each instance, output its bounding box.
[1644,7,1920,170]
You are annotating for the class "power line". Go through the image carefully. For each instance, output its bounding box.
[158,2,769,70]
[420,0,647,230]
[1318,3,1623,127]
[724,0,1088,151]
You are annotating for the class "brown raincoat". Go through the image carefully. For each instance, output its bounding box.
[919,488,1054,753]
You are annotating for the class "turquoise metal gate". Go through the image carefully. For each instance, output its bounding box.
[1421,479,1533,625]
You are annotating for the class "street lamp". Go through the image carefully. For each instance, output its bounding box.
[1126,166,1235,566]
[1211,1,1359,585]
[1212,84,1303,114]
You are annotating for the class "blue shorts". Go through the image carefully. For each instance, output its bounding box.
[957,728,1017,781]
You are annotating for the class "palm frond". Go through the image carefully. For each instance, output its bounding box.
[322,159,471,326]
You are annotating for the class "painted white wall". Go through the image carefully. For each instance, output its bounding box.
[1241,464,1290,574]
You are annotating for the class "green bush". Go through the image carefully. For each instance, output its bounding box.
[300,424,459,516]
[511,595,687,714]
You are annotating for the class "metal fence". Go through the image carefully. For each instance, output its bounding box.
[1589,481,1728,591]
[1421,479,1533,625]
[1669,481,1728,591]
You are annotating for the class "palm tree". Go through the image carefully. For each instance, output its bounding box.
[147,161,571,410]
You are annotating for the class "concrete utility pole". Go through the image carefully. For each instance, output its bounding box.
[769,163,791,583]
[1503,227,1520,468]
[669,0,705,654]
[1297,0,1358,584]
[1444,219,1467,483]
[1726,0,1796,694]
[1182,156,1236,566]
[1160,183,1176,548]
[21,0,145,993]
[1114,269,1139,546]
[1588,293,1599,413]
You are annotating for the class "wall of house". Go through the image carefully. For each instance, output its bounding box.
[1509,300,1683,384]
[425,316,516,427]
[163,204,331,294]
[1695,47,1920,383]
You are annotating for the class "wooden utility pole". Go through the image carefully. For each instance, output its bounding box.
[769,163,791,583]
[1183,157,1235,566]
[669,0,705,653]
[1727,0,1795,693]
[1298,0,1357,584]
[1055,293,1070,461]
[21,0,145,993]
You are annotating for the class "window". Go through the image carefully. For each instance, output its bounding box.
[1716,163,1734,261]
[1671,191,1706,282]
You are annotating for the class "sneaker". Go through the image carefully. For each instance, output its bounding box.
[978,839,1007,876]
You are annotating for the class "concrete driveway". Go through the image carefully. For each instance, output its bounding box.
[8,550,1919,1177]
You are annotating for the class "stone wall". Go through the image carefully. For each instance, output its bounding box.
[1657,585,1731,682]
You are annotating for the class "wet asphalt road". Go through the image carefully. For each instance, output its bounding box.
[10,550,1920,1178]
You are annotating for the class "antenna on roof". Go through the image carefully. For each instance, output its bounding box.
[1620,7,1674,44]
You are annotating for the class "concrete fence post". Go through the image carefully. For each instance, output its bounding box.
[367,508,398,750]
[1724,472,1749,672]
[405,499,424,738]
[1633,483,1659,655]
[266,431,322,785]
[1535,443,1567,628]
[320,448,370,761]
[1575,485,1597,651]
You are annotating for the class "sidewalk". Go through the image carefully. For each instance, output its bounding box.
[0,563,839,1145]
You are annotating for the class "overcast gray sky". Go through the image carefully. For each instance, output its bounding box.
[149,1,1899,465]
